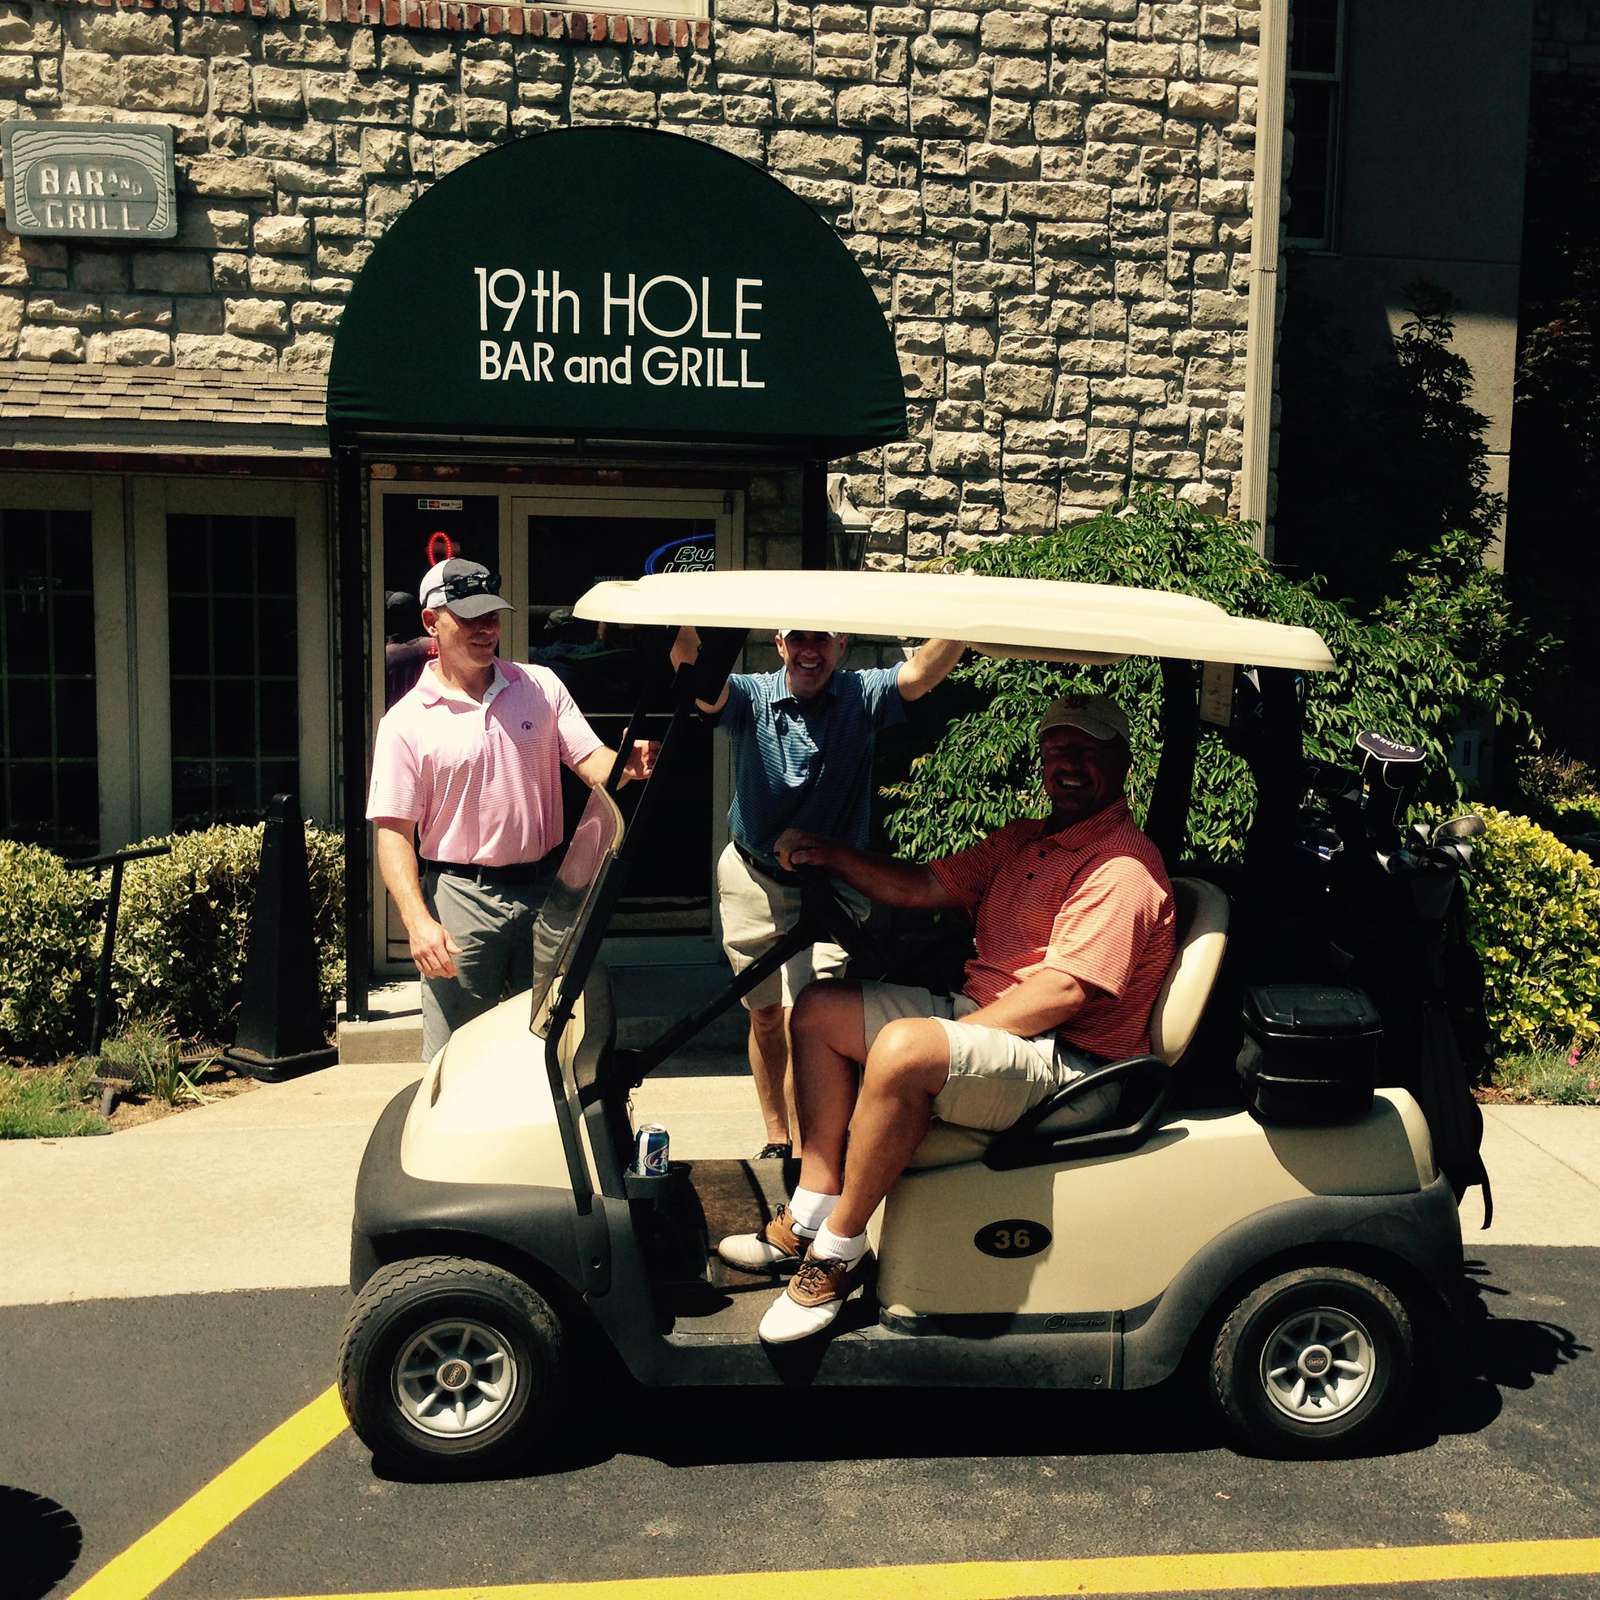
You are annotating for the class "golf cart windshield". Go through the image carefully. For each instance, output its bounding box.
[528,783,625,1034]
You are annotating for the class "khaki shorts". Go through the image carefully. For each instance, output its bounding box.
[717,841,869,1011]
[859,980,1116,1132]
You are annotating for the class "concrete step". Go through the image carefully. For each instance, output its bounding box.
[337,963,747,1065]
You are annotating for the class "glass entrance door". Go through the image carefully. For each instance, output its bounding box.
[514,494,733,935]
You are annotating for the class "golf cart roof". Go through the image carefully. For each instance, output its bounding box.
[573,570,1334,672]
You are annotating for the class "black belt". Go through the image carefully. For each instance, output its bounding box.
[734,840,802,886]
[422,855,553,887]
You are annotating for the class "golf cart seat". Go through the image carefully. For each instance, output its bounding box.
[907,876,1231,1170]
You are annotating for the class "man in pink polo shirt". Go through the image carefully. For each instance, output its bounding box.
[367,558,653,1059]
[717,693,1176,1343]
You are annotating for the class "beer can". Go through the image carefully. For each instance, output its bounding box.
[633,1123,670,1177]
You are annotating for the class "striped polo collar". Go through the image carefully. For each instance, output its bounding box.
[1037,796,1134,851]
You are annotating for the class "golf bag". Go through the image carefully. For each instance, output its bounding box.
[1319,736,1494,1225]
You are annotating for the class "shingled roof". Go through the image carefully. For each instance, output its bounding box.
[0,362,330,455]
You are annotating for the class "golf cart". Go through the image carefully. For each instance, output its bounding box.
[339,571,1470,1470]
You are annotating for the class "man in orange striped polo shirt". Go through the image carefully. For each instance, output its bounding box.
[717,693,1177,1343]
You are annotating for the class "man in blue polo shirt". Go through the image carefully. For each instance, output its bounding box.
[683,626,962,1158]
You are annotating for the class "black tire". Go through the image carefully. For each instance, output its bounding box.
[1210,1266,1412,1457]
[338,1255,562,1470]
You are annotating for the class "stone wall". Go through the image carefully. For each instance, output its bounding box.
[0,0,1262,555]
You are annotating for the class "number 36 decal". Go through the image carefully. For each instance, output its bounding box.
[973,1218,1052,1258]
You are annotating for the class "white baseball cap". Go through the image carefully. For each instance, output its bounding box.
[1038,694,1130,744]
[418,559,511,619]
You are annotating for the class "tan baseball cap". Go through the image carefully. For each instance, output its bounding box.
[1038,694,1130,744]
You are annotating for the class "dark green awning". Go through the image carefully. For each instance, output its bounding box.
[327,127,907,459]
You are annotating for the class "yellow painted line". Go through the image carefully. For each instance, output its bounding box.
[247,1539,1600,1600]
[70,1385,347,1600]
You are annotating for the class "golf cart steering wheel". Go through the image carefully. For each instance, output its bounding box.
[797,866,885,973]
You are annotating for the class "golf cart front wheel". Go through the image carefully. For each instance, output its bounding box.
[1210,1266,1412,1456]
[338,1255,561,1470]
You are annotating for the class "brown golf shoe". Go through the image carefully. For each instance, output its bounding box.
[758,1247,872,1342]
[716,1203,810,1273]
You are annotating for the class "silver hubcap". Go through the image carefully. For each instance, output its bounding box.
[1260,1304,1376,1423]
[394,1318,518,1439]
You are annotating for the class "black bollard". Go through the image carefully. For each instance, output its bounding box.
[223,793,338,1083]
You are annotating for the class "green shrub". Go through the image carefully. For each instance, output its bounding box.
[882,488,1537,864]
[1491,1050,1600,1106]
[110,822,345,1044]
[0,823,345,1060]
[1514,750,1600,832]
[1465,808,1600,1058]
[1549,795,1600,833]
[0,842,105,1062]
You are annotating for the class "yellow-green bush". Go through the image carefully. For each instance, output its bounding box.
[0,842,106,1061]
[0,824,345,1060]
[1466,808,1600,1057]
[1548,794,1600,833]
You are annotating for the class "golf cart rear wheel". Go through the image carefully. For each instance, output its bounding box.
[339,1255,561,1469]
[1210,1266,1412,1456]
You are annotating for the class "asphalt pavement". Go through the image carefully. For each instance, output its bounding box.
[2,1060,1598,1600]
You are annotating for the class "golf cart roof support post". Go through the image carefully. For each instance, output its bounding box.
[1237,666,1309,905]
[801,459,828,570]
[336,443,372,1021]
[1145,660,1200,864]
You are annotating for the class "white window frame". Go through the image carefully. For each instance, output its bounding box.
[130,476,335,839]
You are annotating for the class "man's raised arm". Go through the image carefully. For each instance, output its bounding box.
[896,639,964,703]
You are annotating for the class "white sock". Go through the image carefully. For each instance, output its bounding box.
[810,1221,868,1266]
[787,1187,839,1235]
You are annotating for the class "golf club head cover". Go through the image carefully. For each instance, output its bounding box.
[692,626,748,704]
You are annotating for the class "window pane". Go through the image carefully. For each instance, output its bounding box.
[213,598,256,676]
[171,760,212,822]
[170,679,211,758]
[53,615,94,675]
[4,594,48,671]
[168,596,211,676]
[260,761,298,802]
[214,761,258,815]
[7,678,50,755]
[214,679,257,758]
[57,765,100,846]
[259,681,299,759]
[7,763,54,842]
[259,597,297,659]
[167,512,299,824]
[0,507,99,849]
[55,678,97,758]
[255,517,297,593]
[1288,80,1336,244]
[211,522,253,594]
[1291,0,1339,73]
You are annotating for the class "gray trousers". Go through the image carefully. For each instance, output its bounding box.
[419,862,555,1060]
